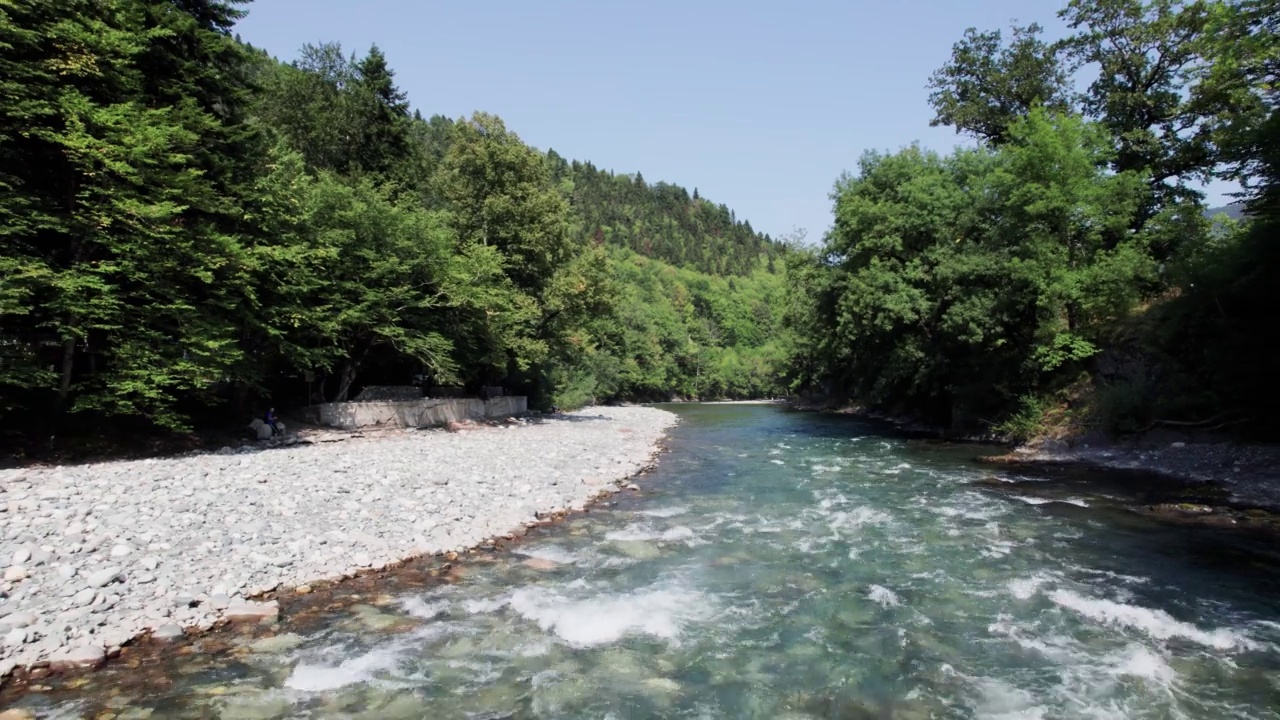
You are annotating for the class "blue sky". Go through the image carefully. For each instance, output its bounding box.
[235,0,1230,242]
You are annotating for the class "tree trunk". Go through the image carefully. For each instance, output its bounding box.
[334,361,357,402]
[57,336,76,411]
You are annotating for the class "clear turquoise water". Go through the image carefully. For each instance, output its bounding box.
[19,405,1280,718]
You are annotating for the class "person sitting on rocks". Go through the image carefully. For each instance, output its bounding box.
[264,407,283,436]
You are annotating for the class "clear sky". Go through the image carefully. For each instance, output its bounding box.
[234,0,1230,242]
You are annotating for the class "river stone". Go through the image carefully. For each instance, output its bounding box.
[87,567,122,588]
[0,710,36,720]
[223,601,279,623]
[351,604,402,631]
[0,611,36,628]
[359,694,431,720]
[248,632,304,654]
[152,624,184,642]
[3,566,27,582]
[72,588,97,607]
[11,548,31,565]
[48,644,106,670]
[0,406,675,679]
[218,693,291,720]
[611,540,661,560]
[3,627,27,647]
[643,677,682,694]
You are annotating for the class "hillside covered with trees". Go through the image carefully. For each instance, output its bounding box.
[784,0,1280,439]
[4,0,1277,450]
[0,0,787,447]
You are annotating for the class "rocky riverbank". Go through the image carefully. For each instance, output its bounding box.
[788,398,1280,512]
[984,437,1280,511]
[0,406,676,681]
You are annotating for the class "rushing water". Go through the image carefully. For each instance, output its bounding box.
[12,404,1280,719]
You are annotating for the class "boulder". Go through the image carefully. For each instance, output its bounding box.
[48,644,106,671]
[222,601,279,623]
[248,419,271,440]
[522,557,559,571]
[152,624,185,642]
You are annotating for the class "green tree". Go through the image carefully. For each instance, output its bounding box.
[928,23,1073,144]
[254,42,410,177]
[436,113,572,297]
[0,0,259,429]
[1059,0,1215,212]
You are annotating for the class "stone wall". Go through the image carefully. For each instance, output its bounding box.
[352,385,422,402]
[298,396,528,430]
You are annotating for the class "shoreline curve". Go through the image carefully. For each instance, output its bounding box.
[0,406,678,683]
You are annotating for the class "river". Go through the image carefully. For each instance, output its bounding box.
[10,404,1280,718]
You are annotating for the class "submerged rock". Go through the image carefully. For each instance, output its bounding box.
[522,557,560,570]
[247,632,304,654]
[642,677,682,694]
[611,540,661,560]
[218,693,292,720]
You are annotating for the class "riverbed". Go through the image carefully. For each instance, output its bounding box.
[7,404,1280,718]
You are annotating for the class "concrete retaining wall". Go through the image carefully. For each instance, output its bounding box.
[299,396,528,430]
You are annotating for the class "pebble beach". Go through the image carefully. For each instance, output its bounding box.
[0,406,676,680]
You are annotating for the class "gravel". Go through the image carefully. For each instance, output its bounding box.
[0,406,675,678]
[1011,436,1280,510]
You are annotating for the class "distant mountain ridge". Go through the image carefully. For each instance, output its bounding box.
[1206,202,1247,220]
[545,150,779,276]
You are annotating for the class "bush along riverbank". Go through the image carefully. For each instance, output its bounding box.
[0,407,676,682]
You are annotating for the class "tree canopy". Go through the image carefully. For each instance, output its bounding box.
[795,0,1280,438]
[0,2,788,445]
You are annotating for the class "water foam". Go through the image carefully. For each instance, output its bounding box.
[1007,573,1057,601]
[1012,495,1090,508]
[1108,644,1176,683]
[463,596,508,614]
[285,645,402,691]
[972,677,1049,720]
[507,584,712,647]
[828,506,891,532]
[931,492,1007,521]
[868,584,900,607]
[1049,589,1255,651]
[638,505,689,518]
[605,524,697,543]
[400,597,449,619]
[515,544,579,564]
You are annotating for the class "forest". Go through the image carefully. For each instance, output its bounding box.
[784,0,1280,440]
[0,0,788,447]
[2,0,1277,448]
